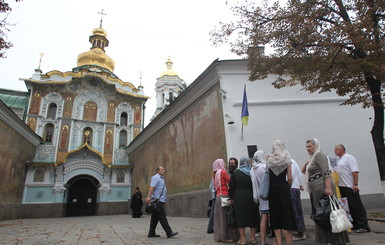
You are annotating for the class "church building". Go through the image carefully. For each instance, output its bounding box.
[19,25,148,217]
[152,57,186,119]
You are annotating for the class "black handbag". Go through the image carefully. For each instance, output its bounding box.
[145,186,164,215]
[226,205,236,228]
[311,194,332,230]
[145,200,160,214]
[207,199,213,217]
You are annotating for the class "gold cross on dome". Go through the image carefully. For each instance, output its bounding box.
[98,9,107,28]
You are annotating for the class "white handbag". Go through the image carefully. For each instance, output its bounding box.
[329,196,353,233]
[221,197,231,207]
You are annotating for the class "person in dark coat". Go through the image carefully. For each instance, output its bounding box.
[130,187,143,218]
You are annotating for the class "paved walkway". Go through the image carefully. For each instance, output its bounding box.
[0,211,384,245]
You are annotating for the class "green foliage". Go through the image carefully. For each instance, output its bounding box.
[210,0,385,108]
[0,0,20,59]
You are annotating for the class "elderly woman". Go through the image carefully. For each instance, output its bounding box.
[303,139,349,244]
[213,159,237,243]
[130,187,143,218]
[229,157,260,245]
[250,150,270,245]
[267,139,297,245]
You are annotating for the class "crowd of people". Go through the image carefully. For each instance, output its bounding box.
[208,139,371,245]
[133,138,370,244]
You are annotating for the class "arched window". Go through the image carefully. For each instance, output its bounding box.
[117,171,125,183]
[119,130,127,148]
[120,112,128,126]
[82,127,93,145]
[33,169,44,182]
[83,101,97,121]
[48,103,57,119]
[43,123,54,143]
[169,92,174,103]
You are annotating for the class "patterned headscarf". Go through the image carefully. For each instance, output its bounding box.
[267,139,292,175]
[238,157,251,175]
[212,159,226,190]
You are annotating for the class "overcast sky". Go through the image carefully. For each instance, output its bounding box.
[0,0,268,125]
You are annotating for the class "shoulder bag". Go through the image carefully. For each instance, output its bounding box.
[329,195,353,233]
[145,186,164,214]
[258,167,270,201]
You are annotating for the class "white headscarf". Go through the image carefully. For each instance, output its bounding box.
[305,138,321,190]
[250,150,266,203]
[267,139,292,176]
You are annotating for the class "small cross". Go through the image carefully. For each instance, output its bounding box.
[98,9,107,28]
[38,52,44,69]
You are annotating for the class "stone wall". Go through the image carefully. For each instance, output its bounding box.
[129,83,226,196]
[0,121,36,203]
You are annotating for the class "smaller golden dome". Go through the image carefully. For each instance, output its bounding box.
[159,57,178,77]
[92,28,107,37]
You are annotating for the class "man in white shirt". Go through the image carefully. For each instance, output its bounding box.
[290,159,306,240]
[334,144,371,233]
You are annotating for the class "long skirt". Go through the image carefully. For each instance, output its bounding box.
[213,195,237,242]
[290,188,306,232]
[310,178,350,244]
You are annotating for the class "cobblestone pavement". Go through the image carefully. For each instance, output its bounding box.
[0,213,384,245]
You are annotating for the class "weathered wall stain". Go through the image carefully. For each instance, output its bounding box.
[130,84,227,195]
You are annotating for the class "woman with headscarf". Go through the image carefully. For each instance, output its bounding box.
[250,150,270,245]
[267,139,297,245]
[229,157,260,245]
[213,159,237,243]
[303,139,349,244]
[130,187,143,218]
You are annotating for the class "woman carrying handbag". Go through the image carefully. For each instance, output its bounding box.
[212,159,237,243]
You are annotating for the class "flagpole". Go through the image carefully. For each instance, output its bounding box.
[241,123,244,141]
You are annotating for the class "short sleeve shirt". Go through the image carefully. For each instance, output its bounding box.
[150,173,167,203]
[337,153,359,188]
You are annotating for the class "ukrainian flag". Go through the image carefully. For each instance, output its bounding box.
[241,85,249,126]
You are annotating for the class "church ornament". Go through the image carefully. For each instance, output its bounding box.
[33,145,56,163]
[114,148,128,165]
[40,92,64,118]
[73,90,107,122]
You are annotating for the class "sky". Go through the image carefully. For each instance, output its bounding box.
[0,0,263,125]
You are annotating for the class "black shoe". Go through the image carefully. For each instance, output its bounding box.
[167,232,178,238]
[207,229,214,234]
[148,234,160,238]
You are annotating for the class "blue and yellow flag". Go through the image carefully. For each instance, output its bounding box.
[241,85,249,126]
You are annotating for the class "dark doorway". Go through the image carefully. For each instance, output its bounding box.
[67,175,99,216]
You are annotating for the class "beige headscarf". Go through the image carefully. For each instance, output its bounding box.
[305,138,321,190]
[267,139,292,176]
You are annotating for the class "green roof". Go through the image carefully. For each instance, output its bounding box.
[0,89,29,109]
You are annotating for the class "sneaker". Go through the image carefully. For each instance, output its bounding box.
[292,234,306,241]
[355,228,370,233]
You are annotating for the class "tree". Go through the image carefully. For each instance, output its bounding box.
[211,0,385,180]
[0,0,20,58]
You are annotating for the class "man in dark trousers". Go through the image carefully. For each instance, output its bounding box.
[146,166,178,238]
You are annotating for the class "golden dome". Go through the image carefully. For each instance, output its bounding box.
[77,48,115,71]
[76,27,115,72]
[159,57,178,77]
[92,28,107,37]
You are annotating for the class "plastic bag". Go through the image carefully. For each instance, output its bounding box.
[310,194,331,230]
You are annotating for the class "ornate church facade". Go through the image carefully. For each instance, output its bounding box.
[19,26,148,216]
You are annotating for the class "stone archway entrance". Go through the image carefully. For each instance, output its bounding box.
[66,175,99,216]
